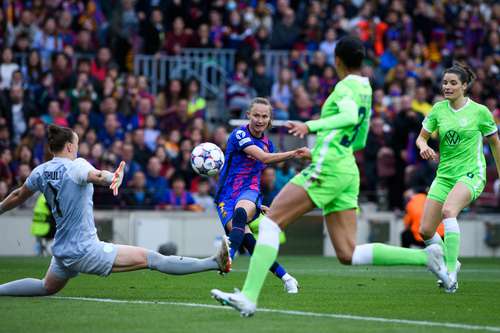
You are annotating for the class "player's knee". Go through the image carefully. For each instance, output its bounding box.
[441,205,457,219]
[419,225,434,239]
[233,207,248,225]
[43,279,63,295]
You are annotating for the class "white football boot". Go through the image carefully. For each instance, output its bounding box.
[426,244,452,290]
[211,288,256,317]
[282,274,299,294]
[215,236,232,275]
[438,261,461,291]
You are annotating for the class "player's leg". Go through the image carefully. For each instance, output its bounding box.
[420,177,451,248]
[440,182,472,290]
[241,231,299,293]
[227,198,257,260]
[419,198,444,248]
[0,258,70,296]
[112,241,230,274]
[212,183,314,315]
[240,183,314,301]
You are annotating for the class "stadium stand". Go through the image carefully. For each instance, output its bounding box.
[0,0,498,211]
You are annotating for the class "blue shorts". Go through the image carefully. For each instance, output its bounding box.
[49,241,118,279]
[216,190,262,227]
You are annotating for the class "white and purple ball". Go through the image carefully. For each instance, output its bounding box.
[190,142,225,177]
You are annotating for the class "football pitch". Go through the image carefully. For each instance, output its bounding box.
[1,256,499,333]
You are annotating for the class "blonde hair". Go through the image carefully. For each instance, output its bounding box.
[248,97,273,129]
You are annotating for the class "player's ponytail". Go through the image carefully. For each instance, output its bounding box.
[47,124,74,153]
[444,62,476,92]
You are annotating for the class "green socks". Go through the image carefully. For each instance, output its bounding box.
[443,218,460,272]
[242,245,278,303]
[241,217,281,303]
[352,243,428,266]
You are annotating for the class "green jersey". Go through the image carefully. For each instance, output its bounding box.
[305,74,372,174]
[422,98,498,181]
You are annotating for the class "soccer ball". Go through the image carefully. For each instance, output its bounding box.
[191,142,225,177]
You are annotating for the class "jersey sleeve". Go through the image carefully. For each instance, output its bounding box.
[68,158,96,185]
[478,107,498,137]
[306,83,358,132]
[422,105,438,133]
[25,165,42,192]
[232,128,255,151]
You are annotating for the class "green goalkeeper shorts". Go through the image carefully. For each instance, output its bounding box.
[290,164,359,215]
[428,173,485,204]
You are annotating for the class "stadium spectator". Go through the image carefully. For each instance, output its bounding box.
[0,48,19,89]
[132,128,152,168]
[251,61,273,98]
[161,176,201,211]
[270,8,300,50]
[122,170,155,209]
[261,167,279,207]
[1,84,35,144]
[164,17,191,55]
[146,156,167,205]
[271,68,294,120]
[186,78,206,119]
[192,178,215,211]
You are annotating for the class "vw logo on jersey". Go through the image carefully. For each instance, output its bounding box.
[444,130,460,146]
[236,130,246,140]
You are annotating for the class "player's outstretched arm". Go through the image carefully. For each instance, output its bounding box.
[0,184,35,215]
[87,161,126,196]
[286,99,359,138]
[416,128,438,161]
[487,133,500,178]
[243,145,305,164]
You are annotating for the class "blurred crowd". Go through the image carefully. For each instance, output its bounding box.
[0,0,498,211]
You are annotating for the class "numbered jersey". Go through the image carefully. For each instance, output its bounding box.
[26,157,97,261]
[422,99,497,180]
[308,74,372,174]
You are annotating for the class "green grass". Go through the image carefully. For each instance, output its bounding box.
[1,256,500,333]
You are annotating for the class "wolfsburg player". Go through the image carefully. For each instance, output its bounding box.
[0,125,230,297]
[416,63,500,292]
[215,97,306,293]
[211,36,449,316]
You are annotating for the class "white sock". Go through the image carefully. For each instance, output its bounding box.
[352,244,374,265]
[257,216,281,250]
[424,233,443,247]
[281,273,291,281]
[443,217,459,233]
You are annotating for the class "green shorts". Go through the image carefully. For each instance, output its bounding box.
[428,173,485,204]
[290,164,359,215]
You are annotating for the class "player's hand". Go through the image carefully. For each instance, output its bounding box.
[419,145,437,161]
[109,161,126,196]
[295,147,312,160]
[261,205,270,215]
[286,121,309,139]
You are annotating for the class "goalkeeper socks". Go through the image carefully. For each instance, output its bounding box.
[352,243,427,266]
[243,233,287,279]
[242,216,281,303]
[0,278,50,296]
[228,208,247,259]
[424,232,444,248]
[147,251,218,275]
[443,217,460,273]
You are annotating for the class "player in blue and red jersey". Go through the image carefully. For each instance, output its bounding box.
[215,97,307,293]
